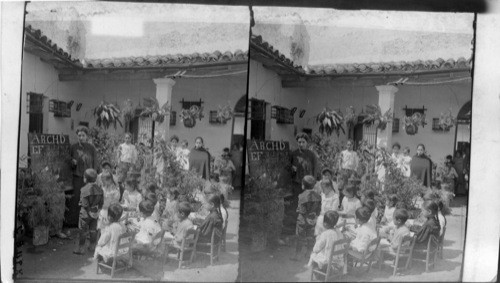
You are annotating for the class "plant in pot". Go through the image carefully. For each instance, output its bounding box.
[438,108,456,131]
[362,104,393,130]
[179,105,204,128]
[402,112,427,135]
[140,97,171,124]
[93,101,123,129]
[316,107,345,136]
[216,104,234,123]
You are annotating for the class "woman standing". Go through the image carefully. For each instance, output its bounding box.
[188,137,211,179]
[452,150,467,196]
[290,132,320,196]
[67,126,97,227]
[410,144,433,188]
[230,142,243,190]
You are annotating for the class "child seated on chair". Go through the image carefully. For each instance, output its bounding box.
[378,208,411,260]
[197,194,224,252]
[165,202,194,248]
[291,175,321,261]
[409,200,441,249]
[94,203,126,265]
[132,200,162,253]
[308,211,345,271]
[338,185,362,219]
[423,191,447,237]
[97,172,121,232]
[121,177,142,219]
[348,207,377,253]
[144,192,160,222]
[362,199,378,231]
[380,194,398,227]
[314,179,339,237]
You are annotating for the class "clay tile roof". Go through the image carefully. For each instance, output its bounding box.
[251,34,472,77]
[25,25,248,70]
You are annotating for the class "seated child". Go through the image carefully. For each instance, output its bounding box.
[132,200,162,253]
[74,169,103,255]
[291,175,321,261]
[339,185,362,219]
[166,202,194,248]
[94,203,126,264]
[313,168,338,195]
[409,200,441,249]
[381,194,398,226]
[121,177,142,219]
[198,194,224,247]
[314,179,340,237]
[144,192,160,222]
[363,199,378,231]
[97,171,121,231]
[349,207,377,253]
[308,211,345,271]
[377,208,411,262]
[162,189,180,232]
[423,191,447,237]
[360,189,378,225]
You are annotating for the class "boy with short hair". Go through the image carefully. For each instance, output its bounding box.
[166,202,194,248]
[377,208,411,264]
[74,168,103,255]
[291,175,321,261]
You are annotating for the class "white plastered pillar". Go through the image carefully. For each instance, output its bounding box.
[375,85,398,149]
[153,77,176,140]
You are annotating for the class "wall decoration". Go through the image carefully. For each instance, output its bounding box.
[216,104,234,123]
[402,112,427,135]
[76,103,82,111]
[437,108,456,131]
[179,105,204,128]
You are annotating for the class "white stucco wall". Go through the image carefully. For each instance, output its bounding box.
[20,51,247,159]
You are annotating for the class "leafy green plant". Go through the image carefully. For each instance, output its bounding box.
[308,133,343,174]
[344,106,358,130]
[362,104,393,130]
[93,101,123,129]
[316,108,345,136]
[88,127,121,168]
[438,108,456,131]
[140,97,171,124]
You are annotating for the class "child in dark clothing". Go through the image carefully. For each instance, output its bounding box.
[410,200,441,249]
[291,175,321,261]
[198,194,223,246]
[74,169,103,255]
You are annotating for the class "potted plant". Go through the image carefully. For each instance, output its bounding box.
[216,104,234,123]
[402,112,427,135]
[179,105,204,128]
[93,101,123,129]
[362,104,393,130]
[140,97,171,124]
[438,108,456,131]
[316,107,345,136]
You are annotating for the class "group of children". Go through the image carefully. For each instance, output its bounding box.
[291,170,446,274]
[73,164,228,268]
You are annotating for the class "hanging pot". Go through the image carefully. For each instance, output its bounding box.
[183,117,196,128]
[405,124,418,135]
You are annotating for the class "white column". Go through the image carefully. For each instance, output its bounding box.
[153,77,176,140]
[375,85,398,149]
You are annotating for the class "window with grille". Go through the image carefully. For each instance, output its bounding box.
[27,92,45,114]
[29,113,43,133]
[392,118,400,133]
[170,111,176,126]
[180,99,203,110]
[403,106,427,117]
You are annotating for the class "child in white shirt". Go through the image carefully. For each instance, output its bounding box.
[315,180,339,237]
[132,200,162,253]
[339,185,362,219]
[349,207,377,253]
[94,203,126,264]
[97,172,121,230]
[117,133,138,182]
[121,177,142,219]
[309,211,345,271]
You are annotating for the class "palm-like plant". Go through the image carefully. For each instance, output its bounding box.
[362,104,393,130]
[140,97,171,124]
[316,107,345,136]
[93,102,123,129]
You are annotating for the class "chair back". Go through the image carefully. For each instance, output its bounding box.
[364,237,381,258]
[114,231,136,257]
[151,229,166,248]
[396,234,416,256]
[439,226,446,243]
[427,234,439,252]
[330,238,351,257]
[181,227,199,251]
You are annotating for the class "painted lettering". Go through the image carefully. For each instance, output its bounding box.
[40,135,46,144]
[31,134,40,145]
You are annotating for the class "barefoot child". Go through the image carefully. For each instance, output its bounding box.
[308,211,345,271]
[165,202,194,247]
[377,208,411,264]
[132,200,162,254]
[74,169,103,255]
[291,175,321,261]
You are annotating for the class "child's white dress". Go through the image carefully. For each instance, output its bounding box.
[122,190,142,218]
[97,184,121,230]
[383,206,396,225]
[135,216,162,246]
[367,207,378,231]
[350,223,377,253]
[94,222,126,262]
[314,191,339,236]
[341,197,362,217]
[308,229,345,270]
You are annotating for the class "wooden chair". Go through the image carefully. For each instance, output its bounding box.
[221,218,228,252]
[310,238,351,282]
[411,234,439,273]
[96,231,137,278]
[437,226,446,259]
[196,227,223,265]
[165,227,200,269]
[132,229,167,260]
[347,237,381,272]
[378,235,416,276]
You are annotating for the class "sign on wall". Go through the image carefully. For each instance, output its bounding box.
[28,133,73,190]
[246,139,290,178]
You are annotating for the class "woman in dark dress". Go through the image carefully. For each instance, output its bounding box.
[290,132,320,197]
[188,137,211,180]
[453,150,467,196]
[410,144,433,188]
[67,126,97,227]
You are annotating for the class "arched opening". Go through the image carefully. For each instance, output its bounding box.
[454,100,471,155]
[230,94,247,149]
